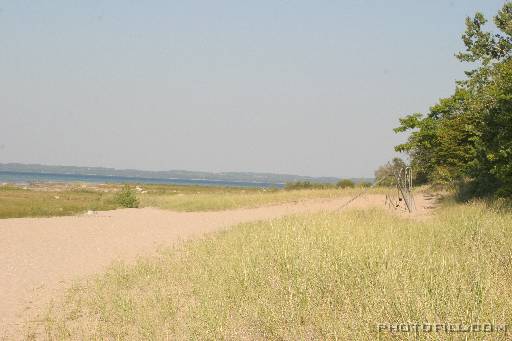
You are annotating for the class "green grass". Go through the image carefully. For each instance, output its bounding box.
[0,186,119,218]
[39,201,512,340]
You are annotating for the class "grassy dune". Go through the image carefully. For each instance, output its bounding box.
[0,183,257,218]
[138,187,368,212]
[40,201,512,340]
[0,183,374,218]
[0,186,119,218]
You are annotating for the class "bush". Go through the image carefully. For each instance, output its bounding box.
[374,158,407,186]
[336,179,355,189]
[114,185,139,208]
[284,181,330,190]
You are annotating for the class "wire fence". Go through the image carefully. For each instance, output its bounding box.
[340,167,415,213]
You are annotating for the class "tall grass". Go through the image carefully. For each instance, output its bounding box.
[138,188,378,212]
[0,183,264,218]
[0,184,380,218]
[39,201,512,340]
[0,186,119,218]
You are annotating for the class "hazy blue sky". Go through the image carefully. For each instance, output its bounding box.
[0,1,506,177]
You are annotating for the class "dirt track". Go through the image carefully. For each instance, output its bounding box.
[0,194,432,338]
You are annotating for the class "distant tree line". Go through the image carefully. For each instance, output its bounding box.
[394,2,512,198]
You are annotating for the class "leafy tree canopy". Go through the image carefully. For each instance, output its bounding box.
[395,2,512,197]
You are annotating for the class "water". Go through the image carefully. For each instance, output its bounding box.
[0,171,283,188]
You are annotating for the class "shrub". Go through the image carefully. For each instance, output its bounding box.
[336,179,355,189]
[374,158,407,186]
[284,181,330,190]
[359,182,372,188]
[114,185,139,208]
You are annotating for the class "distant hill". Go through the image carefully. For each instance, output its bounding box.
[0,163,373,185]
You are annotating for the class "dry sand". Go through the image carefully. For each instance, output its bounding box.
[0,193,433,338]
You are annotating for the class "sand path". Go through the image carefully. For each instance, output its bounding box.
[0,193,432,338]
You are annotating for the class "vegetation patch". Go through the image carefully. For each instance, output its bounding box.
[114,186,139,208]
[0,185,119,218]
[138,187,382,212]
[40,201,512,340]
[394,3,512,198]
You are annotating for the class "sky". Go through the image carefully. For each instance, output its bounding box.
[0,0,507,178]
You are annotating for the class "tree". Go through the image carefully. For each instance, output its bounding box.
[374,158,407,186]
[394,2,512,198]
[336,179,355,189]
[394,89,477,185]
[455,4,512,195]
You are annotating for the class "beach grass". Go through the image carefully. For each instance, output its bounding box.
[0,185,119,218]
[137,187,373,212]
[0,183,382,218]
[38,200,512,340]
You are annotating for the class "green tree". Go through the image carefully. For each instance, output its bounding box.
[374,158,407,186]
[336,179,355,189]
[395,2,512,198]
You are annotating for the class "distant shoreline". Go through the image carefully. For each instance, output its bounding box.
[0,162,372,187]
[0,170,284,188]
